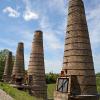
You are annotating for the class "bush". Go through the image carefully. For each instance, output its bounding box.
[46,72,59,84]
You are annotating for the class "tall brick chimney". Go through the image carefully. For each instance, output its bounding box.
[12,42,25,85]
[54,0,99,100]
[28,30,47,100]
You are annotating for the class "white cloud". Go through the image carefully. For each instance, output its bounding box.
[23,0,39,21]
[23,9,39,21]
[3,6,20,18]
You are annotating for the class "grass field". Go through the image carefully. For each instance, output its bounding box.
[0,77,100,100]
[0,82,56,100]
[47,84,56,99]
[0,82,40,100]
[97,77,100,93]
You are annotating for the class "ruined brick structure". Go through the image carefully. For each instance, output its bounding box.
[54,0,99,100]
[28,30,47,100]
[12,42,25,84]
[3,51,13,82]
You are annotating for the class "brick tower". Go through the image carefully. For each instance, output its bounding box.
[3,51,13,82]
[28,30,47,100]
[54,0,99,100]
[12,42,25,85]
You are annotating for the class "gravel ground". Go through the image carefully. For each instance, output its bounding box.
[0,89,14,100]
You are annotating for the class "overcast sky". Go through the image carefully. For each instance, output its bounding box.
[0,0,100,73]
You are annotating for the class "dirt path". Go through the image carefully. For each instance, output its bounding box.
[0,89,14,100]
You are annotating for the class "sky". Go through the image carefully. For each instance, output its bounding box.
[0,0,100,73]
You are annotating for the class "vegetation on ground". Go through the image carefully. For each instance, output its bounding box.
[0,82,56,100]
[47,84,56,99]
[96,74,100,93]
[0,82,43,100]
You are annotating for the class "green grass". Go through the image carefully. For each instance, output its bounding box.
[0,82,56,100]
[47,84,56,99]
[96,77,100,93]
[0,82,43,100]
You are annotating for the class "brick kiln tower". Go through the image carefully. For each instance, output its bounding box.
[54,0,99,100]
[12,42,25,84]
[28,30,47,99]
[3,51,13,82]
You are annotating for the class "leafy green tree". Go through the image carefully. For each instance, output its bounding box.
[46,72,59,84]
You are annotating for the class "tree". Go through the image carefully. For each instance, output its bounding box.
[46,72,59,84]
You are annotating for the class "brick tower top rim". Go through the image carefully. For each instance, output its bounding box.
[17,42,24,51]
[8,51,12,55]
[34,30,43,37]
[35,30,43,33]
[18,42,24,45]
[68,0,84,1]
[69,0,83,3]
